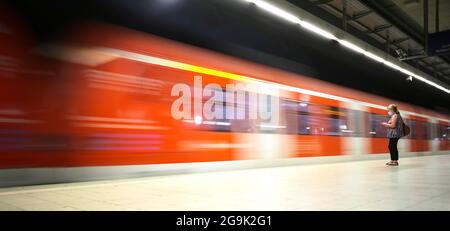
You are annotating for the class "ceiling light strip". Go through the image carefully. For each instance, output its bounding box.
[241,0,450,94]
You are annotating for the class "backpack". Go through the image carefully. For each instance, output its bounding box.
[402,122,410,137]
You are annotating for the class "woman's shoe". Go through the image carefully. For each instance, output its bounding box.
[386,161,399,166]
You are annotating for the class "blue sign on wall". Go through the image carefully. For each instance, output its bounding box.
[428,30,450,56]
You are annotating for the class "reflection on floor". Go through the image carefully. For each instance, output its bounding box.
[1,154,450,211]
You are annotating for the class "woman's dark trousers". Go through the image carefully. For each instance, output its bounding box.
[389,138,400,161]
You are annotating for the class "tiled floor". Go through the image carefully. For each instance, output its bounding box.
[1,154,450,211]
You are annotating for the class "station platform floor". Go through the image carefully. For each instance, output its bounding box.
[0,154,450,211]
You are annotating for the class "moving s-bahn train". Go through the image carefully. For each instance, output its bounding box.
[0,8,449,185]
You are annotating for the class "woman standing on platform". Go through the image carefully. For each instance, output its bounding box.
[382,104,404,166]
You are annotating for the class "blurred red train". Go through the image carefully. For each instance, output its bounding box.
[0,6,449,185]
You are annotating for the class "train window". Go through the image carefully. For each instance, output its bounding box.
[282,99,300,135]
[298,102,309,113]
[296,101,318,135]
[437,124,449,140]
[409,120,430,140]
[408,120,417,139]
[422,122,431,140]
[339,108,350,137]
[191,88,232,132]
[304,113,324,135]
[327,106,342,136]
[297,101,309,135]
[210,92,280,134]
[298,110,310,135]
[340,109,367,137]
[369,113,388,138]
[228,92,251,133]
[282,100,372,137]
[258,95,280,134]
[296,102,344,136]
[298,103,316,135]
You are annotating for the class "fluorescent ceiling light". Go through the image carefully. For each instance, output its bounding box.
[244,0,337,40]
[364,51,385,63]
[241,0,450,94]
[383,61,402,71]
[244,0,301,24]
[338,39,365,54]
[398,68,415,77]
[299,21,337,40]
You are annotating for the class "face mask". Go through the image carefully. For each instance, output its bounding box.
[388,111,393,116]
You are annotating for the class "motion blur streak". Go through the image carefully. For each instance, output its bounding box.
[0,5,449,186]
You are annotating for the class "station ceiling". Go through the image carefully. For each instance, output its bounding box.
[393,0,450,32]
[289,0,450,88]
